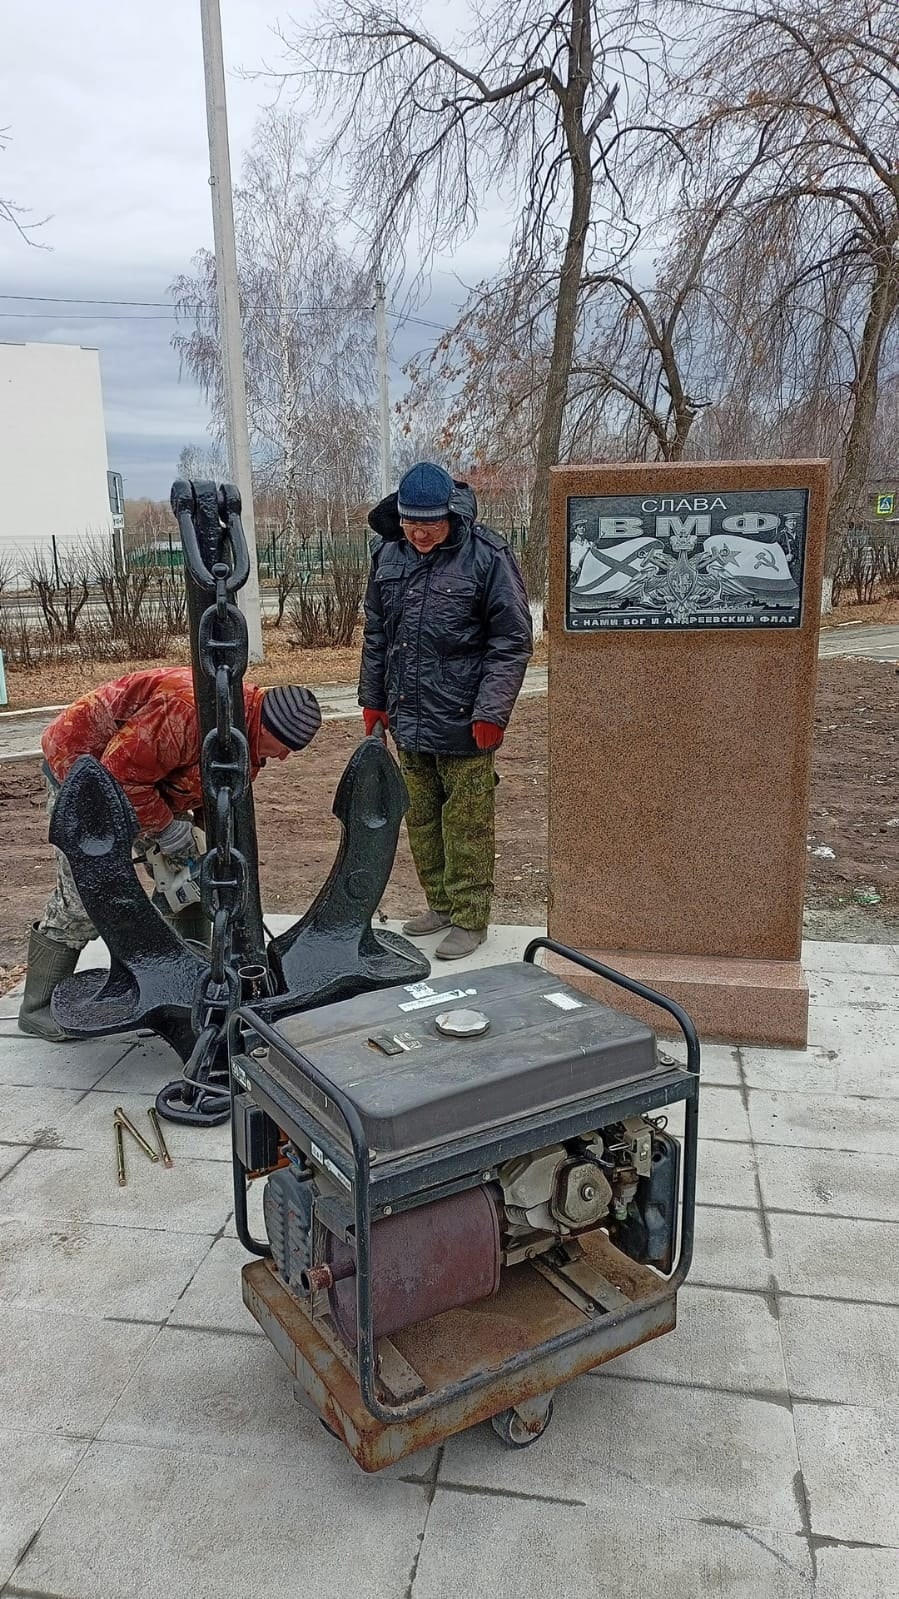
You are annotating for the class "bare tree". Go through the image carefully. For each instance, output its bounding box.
[20,546,90,641]
[0,125,48,244]
[171,108,375,538]
[281,0,681,583]
[683,0,899,599]
[0,547,17,593]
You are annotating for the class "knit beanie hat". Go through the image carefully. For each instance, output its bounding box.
[396,462,455,522]
[260,685,322,751]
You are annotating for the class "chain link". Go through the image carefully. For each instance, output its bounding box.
[185,548,251,1087]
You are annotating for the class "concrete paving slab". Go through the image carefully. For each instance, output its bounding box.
[412,1493,814,1599]
[597,1284,787,1396]
[805,970,899,1006]
[0,1145,29,1179]
[89,1034,187,1096]
[756,1145,899,1222]
[0,1145,234,1235]
[664,1085,751,1143]
[740,1043,899,1100]
[167,1235,262,1335]
[99,1324,331,1461]
[807,1002,898,1059]
[748,1089,896,1154]
[10,1437,430,1599]
[814,1545,899,1599]
[0,1083,89,1146]
[768,1213,899,1302]
[0,1307,158,1436]
[66,1086,233,1163]
[778,1298,899,1409]
[0,1429,88,1590]
[691,1205,774,1291]
[695,1138,759,1208]
[801,940,899,974]
[0,1217,213,1319]
[0,1031,139,1090]
[794,1402,899,1545]
[439,1376,804,1530]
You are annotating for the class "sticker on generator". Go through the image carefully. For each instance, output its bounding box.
[310,1140,352,1191]
[544,990,585,1011]
[398,986,478,1013]
[404,981,435,999]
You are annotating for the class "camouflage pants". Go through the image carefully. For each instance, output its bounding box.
[37,776,97,951]
[398,749,496,932]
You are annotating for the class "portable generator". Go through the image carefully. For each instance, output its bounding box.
[231,939,699,1471]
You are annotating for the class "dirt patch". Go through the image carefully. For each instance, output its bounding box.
[1,656,895,995]
[2,629,548,713]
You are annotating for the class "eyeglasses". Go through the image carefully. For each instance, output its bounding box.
[400,518,447,533]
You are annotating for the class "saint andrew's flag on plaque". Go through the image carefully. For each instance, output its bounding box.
[570,533,662,598]
[566,488,808,631]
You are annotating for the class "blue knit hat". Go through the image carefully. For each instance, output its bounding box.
[396,462,455,522]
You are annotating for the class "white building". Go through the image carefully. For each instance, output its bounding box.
[0,342,120,572]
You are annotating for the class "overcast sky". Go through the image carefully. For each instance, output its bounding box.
[1,1,511,499]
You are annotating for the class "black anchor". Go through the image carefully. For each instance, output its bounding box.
[258,731,430,1023]
[47,740,428,1052]
[49,755,208,1061]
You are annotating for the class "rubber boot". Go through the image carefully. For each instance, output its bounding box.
[17,924,80,1041]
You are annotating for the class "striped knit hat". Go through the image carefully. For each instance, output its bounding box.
[260,685,322,751]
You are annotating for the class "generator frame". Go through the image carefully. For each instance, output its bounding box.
[230,938,700,1466]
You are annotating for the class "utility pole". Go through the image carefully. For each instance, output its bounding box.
[199,0,263,661]
[374,279,391,496]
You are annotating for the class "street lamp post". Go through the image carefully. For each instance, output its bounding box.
[199,0,263,661]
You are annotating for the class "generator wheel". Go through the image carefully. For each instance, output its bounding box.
[491,1399,554,1449]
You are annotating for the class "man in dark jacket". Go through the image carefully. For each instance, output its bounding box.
[359,462,533,959]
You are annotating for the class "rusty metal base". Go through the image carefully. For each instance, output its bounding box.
[242,1232,677,1472]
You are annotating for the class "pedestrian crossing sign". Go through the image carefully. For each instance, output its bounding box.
[875,492,895,516]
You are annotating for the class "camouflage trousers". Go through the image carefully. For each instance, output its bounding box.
[37,775,97,951]
[397,749,496,932]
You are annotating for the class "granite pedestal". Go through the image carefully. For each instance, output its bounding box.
[548,460,828,1045]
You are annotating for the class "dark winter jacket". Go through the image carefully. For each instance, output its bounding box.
[358,483,533,756]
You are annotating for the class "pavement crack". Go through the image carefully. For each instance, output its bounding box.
[403,1444,443,1599]
[430,1479,587,1508]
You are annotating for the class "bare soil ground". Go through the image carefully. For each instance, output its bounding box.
[1,656,896,995]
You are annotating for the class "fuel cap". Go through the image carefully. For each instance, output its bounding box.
[435,1008,490,1038]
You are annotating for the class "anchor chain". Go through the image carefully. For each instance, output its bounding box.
[156,485,261,1126]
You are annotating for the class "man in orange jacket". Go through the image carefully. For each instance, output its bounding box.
[19,667,321,1041]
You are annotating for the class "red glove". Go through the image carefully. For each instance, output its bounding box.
[362,708,389,737]
[472,720,504,751]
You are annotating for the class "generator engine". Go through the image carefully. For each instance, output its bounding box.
[260,1109,679,1343]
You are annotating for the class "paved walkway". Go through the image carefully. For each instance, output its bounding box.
[0,669,550,763]
[817,622,899,660]
[0,926,897,1597]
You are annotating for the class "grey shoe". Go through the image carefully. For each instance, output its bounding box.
[434,925,487,961]
[402,909,452,936]
[17,924,80,1041]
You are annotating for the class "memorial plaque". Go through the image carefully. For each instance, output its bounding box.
[566,487,808,631]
